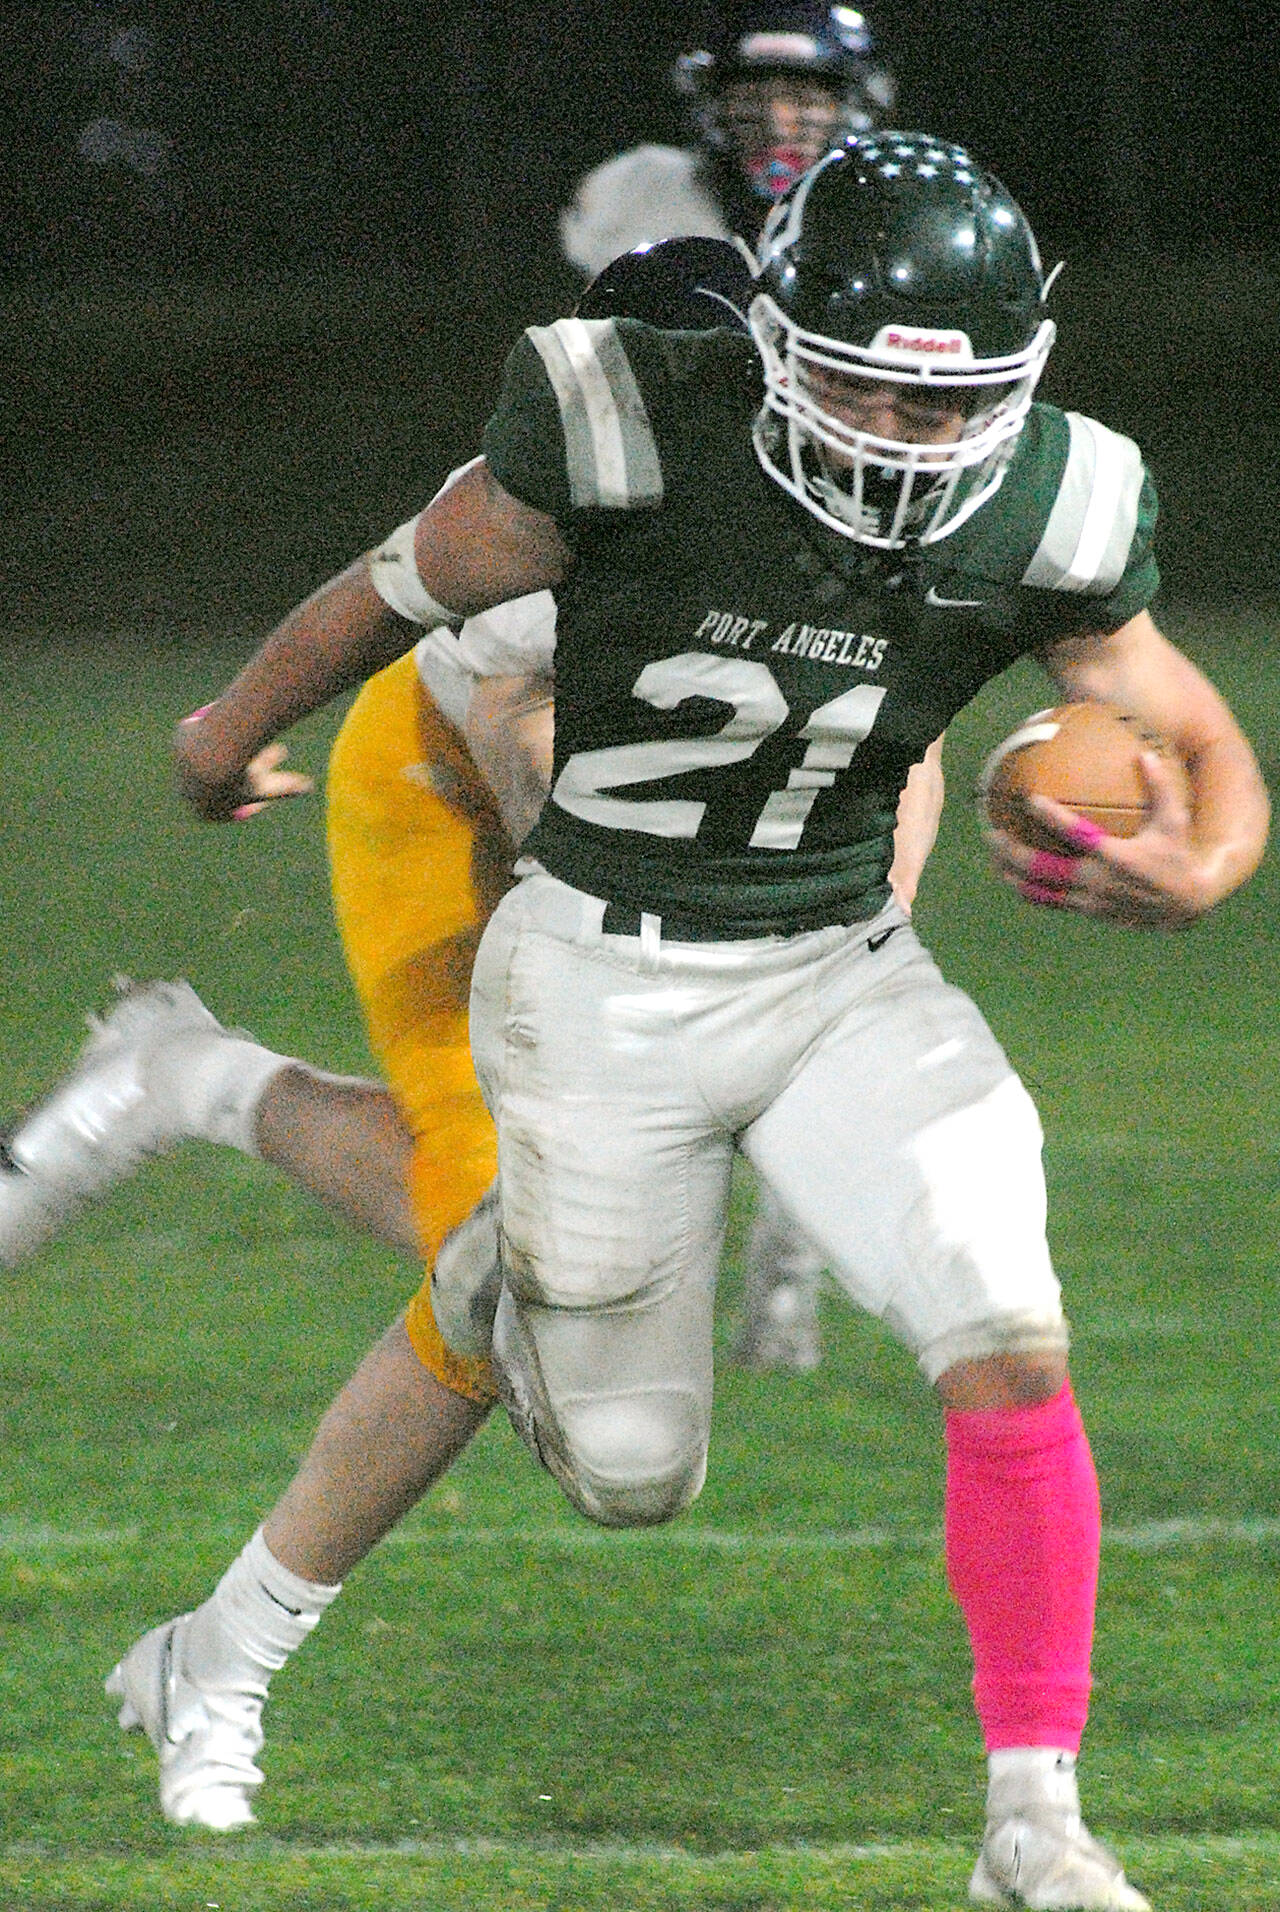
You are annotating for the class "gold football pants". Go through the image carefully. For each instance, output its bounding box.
[326,649,507,1404]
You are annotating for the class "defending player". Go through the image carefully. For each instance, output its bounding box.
[561,1,894,276]
[161,135,1268,1906]
[0,242,758,1298]
[1,241,937,1834]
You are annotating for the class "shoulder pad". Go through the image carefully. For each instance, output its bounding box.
[559,145,727,277]
[525,317,664,510]
[568,144,705,198]
[1021,412,1147,595]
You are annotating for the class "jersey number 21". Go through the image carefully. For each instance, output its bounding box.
[552,652,887,851]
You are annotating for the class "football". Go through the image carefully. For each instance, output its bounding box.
[978,700,1190,851]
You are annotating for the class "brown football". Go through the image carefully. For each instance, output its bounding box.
[978,701,1191,851]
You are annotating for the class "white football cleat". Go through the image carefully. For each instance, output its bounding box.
[730,1279,823,1373]
[731,1186,825,1372]
[106,1615,264,1830]
[0,979,228,1266]
[970,1810,1151,1909]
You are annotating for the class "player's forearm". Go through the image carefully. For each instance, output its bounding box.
[1049,613,1269,912]
[1031,613,1268,927]
[888,737,945,912]
[1176,727,1270,908]
[174,462,569,823]
[174,562,414,820]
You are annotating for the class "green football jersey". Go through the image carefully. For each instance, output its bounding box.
[482,319,1159,937]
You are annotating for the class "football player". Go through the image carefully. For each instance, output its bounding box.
[561,2,895,277]
[1,240,939,1832]
[158,136,1268,1906]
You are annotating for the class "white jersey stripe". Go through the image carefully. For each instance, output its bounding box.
[1022,411,1094,590]
[528,318,662,510]
[1022,411,1145,595]
[554,318,631,506]
[529,321,605,507]
[589,320,664,503]
[1066,414,1144,590]
[1062,413,1114,586]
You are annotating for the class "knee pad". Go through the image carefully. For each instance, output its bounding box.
[493,1290,708,1529]
[557,1390,708,1528]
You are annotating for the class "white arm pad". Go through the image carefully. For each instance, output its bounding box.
[367,514,461,626]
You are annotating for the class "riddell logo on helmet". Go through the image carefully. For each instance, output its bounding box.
[887,331,962,353]
[871,324,975,363]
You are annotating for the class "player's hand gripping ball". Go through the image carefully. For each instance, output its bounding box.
[978,701,1192,909]
[979,701,1189,848]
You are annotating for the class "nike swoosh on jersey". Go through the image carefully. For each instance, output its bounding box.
[924,586,986,609]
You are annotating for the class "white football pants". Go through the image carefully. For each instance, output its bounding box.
[470,871,1066,1528]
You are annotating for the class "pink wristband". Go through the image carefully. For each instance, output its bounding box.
[181,704,214,726]
[1026,850,1079,886]
[1064,816,1107,852]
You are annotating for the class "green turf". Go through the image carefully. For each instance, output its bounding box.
[0,613,1275,1908]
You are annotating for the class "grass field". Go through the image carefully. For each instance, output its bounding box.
[0,607,1276,1911]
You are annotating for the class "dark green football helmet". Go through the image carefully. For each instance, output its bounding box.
[750,132,1057,546]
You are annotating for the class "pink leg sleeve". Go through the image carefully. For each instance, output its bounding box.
[944,1382,1100,1752]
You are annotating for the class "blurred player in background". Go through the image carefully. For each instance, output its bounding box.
[563,2,902,1368]
[561,1,895,276]
[0,237,940,1835]
[104,135,1267,1905]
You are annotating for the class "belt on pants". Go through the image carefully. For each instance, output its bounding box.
[598,898,879,942]
[512,865,890,947]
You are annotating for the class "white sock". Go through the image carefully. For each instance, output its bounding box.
[986,1747,1081,1822]
[181,1527,342,1695]
[156,1030,293,1157]
[164,1035,382,1159]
